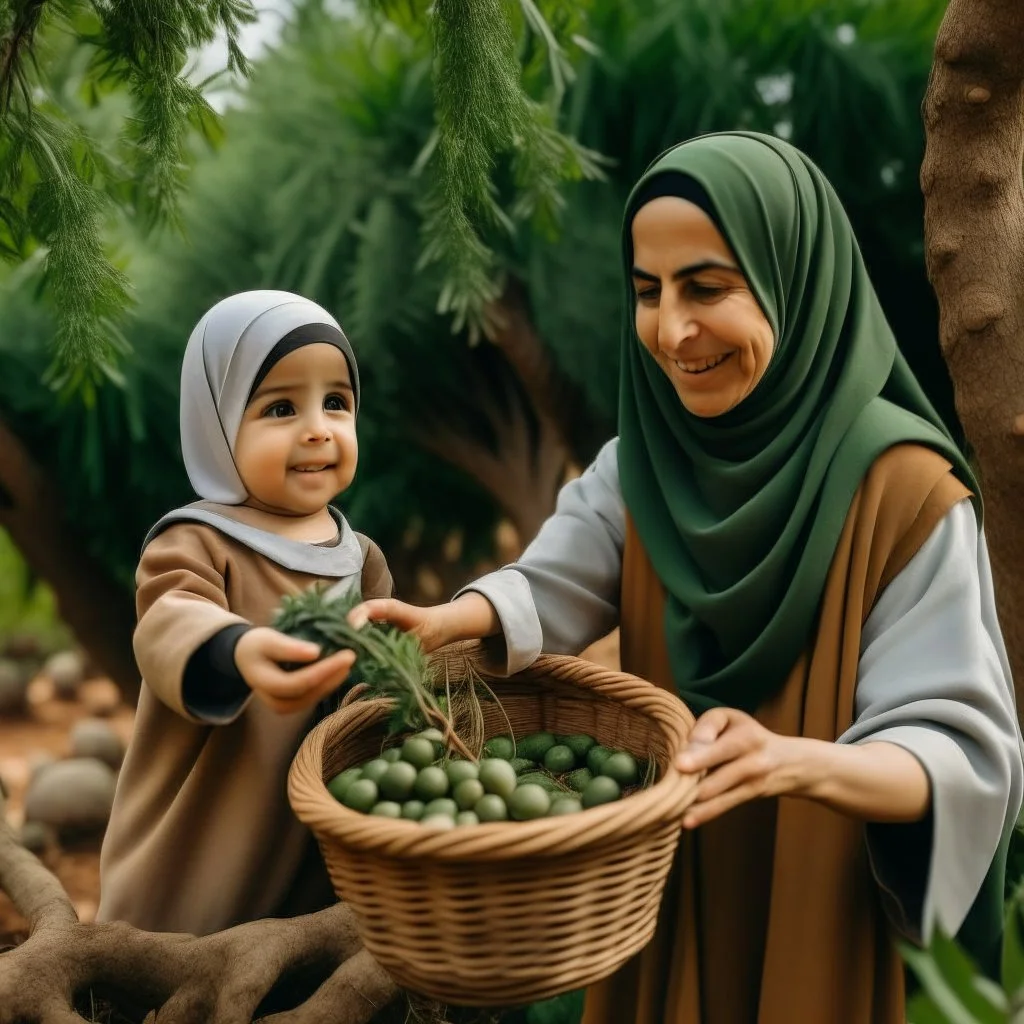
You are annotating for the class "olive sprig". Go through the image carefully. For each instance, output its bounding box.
[273,584,477,760]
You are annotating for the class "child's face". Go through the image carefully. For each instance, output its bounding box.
[234,343,358,517]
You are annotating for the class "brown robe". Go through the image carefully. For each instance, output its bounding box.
[97,522,392,935]
[582,443,971,1024]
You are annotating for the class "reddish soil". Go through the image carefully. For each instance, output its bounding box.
[0,675,134,947]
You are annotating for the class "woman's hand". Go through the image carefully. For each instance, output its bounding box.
[347,592,500,654]
[674,707,932,827]
[675,707,803,829]
[235,627,356,715]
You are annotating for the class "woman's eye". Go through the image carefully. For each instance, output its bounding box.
[688,281,725,300]
[263,401,294,419]
[324,394,348,412]
[635,287,660,305]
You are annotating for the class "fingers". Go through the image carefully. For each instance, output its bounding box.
[685,707,733,747]
[348,598,424,633]
[690,753,770,805]
[683,780,764,829]
[250,648,356,709]
[348,599,399,631]
[676,709,756,773]
[257,630,323,664]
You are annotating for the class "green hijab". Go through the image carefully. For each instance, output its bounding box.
[618,131,979,715]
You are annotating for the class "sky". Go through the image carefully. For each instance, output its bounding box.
[194,0,294,108]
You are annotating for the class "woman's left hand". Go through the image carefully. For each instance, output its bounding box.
[675,707,804,829]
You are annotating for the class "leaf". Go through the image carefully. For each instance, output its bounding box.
[902,933,1007,1024]
[1005,886,1024,996]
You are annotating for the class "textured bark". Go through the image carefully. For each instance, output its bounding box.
[0,415,139,700]
[0,794,399,1024]
[921,0,1024,720]
[414,301,571,546]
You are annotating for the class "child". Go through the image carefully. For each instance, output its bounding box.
[97,290,392,935]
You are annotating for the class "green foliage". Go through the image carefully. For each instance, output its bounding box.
[0,0,964,599]
[272,583,440,735]
[0,0,256,387]
[901,827,1024,1023]
[359,0,605,339]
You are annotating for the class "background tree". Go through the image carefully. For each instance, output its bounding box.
[1,0,955,700]
[0,0,259,696]
[1,1,1013,1020]
[921,0,1024,715]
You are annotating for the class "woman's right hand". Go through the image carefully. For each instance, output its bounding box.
[234,626,356,715]
[348,592,500,654]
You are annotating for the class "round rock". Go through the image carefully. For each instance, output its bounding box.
[24,757,117,831]
[27,751,57,785]
[44,650,86,700]
[19,821,56,854]
[69,719,125,770]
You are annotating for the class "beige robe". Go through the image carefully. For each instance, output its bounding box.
[97,522,392,935]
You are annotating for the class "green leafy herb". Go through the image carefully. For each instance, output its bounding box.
[273,583,476,759]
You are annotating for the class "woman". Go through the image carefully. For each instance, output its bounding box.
[354,132,1023,1022]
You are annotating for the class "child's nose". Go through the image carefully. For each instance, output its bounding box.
[303,412,332,441]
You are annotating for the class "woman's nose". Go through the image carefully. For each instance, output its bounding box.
[658,302,699,355]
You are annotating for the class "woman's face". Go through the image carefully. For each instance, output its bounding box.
[631,196,774,418]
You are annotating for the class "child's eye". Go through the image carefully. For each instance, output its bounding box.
[263,400,295,419]
[324,394,348,412]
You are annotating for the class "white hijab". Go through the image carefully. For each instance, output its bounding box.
[180,289,357,504]
[143,290,365,577]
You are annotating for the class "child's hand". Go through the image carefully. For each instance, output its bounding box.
[234,627,356,715]
[348,592,500,654]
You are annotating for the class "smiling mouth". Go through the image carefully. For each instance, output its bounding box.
[674,353,733,374]
[291,464,335,473]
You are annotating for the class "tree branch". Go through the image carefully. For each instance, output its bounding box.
[485,277,592,467]
[0,790,399,1023]
[922,0,1024,718]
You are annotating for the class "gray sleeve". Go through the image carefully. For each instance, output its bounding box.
[456,438,625,675]
[838,499,1023,943]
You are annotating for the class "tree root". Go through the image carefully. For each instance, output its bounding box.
[0,796,399,1024]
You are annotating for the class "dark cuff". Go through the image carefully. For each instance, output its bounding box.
[183,623,253,722]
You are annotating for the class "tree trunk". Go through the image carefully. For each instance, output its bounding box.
[0,415,139,701]
[921,0,1024,722]
[412,282,575,547]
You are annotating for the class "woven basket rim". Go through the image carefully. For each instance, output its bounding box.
[288,651,699,861]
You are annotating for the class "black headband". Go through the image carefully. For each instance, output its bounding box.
[627,172,730,248]
[246,323,360,411]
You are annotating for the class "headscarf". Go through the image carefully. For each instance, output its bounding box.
[618,132,979,714]
[179,290,359,505]
[142,290,364,577]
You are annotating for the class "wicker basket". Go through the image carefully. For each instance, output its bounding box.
[288,649,698,1006]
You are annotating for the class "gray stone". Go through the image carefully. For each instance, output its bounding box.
[44,650,86,700]
[19,820,56,853]
[24,757,116,831]
[69,718,125,771]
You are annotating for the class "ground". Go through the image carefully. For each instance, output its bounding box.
[0,673,134,947]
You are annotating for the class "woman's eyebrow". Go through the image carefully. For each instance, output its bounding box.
[631,260,739,281]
